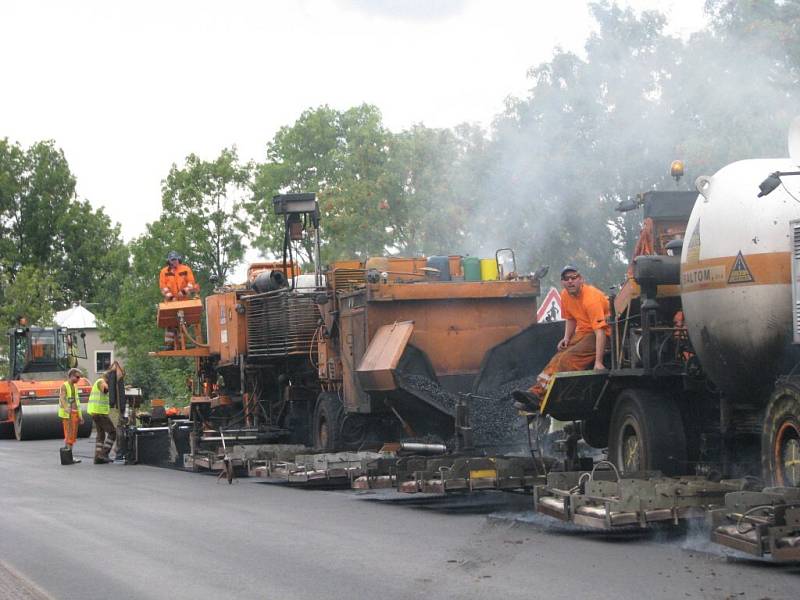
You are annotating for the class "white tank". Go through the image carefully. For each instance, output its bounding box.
[680,127,800,401]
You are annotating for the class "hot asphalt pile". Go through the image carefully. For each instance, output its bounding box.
[399,373,537,453]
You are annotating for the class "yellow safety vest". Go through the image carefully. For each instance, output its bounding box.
[87,378,110,416]
[58,381,82,419]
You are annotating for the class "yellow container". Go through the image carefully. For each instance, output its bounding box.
[480,258,498,281]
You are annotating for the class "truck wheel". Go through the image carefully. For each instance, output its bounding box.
[608,389,686,476]
[762,385,800,487]
[313,392,344,451]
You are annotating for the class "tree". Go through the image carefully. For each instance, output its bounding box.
[0,138,128,314]
[161,148,252,285]
[101,219,195,402]
[389,123,487,257]
[0,266,61,329]
[462,0,798,290]
[250,104,402,265]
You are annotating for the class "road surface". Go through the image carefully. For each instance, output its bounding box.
[1,438,798,599]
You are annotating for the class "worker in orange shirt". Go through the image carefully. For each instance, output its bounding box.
[513,265,610,411]
[159,251,199,348]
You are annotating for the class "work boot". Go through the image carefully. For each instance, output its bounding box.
[94,457,111,464]
[511,390,540,413]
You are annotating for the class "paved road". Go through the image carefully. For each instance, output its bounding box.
[1,438,798,600]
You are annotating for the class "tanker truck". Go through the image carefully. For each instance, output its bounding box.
[512,118,800,557]
[524,120,800,486]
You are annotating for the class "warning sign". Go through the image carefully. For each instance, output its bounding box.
[537,287,563,323]
[686,220,701,264]
[728,251,755,284]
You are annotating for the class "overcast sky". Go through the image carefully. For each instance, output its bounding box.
[0,0,705,243]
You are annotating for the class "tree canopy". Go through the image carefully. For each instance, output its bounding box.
[8,0,800,396]
[0,138,128,327]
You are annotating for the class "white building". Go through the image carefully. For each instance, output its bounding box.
[53,304,118,382]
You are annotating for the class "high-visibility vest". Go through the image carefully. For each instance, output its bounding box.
[87,378,109,415]
[58,381,82,419]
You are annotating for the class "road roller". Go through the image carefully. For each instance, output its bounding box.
[0,324,93,440]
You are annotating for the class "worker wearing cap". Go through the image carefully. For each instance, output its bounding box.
[158,251,198,349]
[58,368,85,457]
[513,265,610,411]
[87,370,117,464]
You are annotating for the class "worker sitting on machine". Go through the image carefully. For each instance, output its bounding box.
[513,265,610,412]
[159,250,198,349]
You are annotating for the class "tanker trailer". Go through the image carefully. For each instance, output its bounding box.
[517,118,800,485]
[682,153,800,486]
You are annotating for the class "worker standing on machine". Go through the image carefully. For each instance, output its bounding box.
[58,368,85,463]
[513,265,610,411]
[158,250,199,349]
[87,370,117,464]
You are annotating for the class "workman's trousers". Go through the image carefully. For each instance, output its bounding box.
[61,411,81,448]
[91,414,117,459]
[528,332,603,403]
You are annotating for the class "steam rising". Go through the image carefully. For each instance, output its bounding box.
[430,1,797,290]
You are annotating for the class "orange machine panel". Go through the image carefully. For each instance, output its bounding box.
[206,292,248,364]
[367,279,539,378]
[157,299,203,328]
[356,321,415,391]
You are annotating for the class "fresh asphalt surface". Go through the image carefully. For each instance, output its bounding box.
[1,438,798,600]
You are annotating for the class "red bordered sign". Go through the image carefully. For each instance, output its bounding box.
[536,287,562,323]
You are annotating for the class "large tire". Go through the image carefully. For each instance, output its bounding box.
[313,392,344,451]
[762,384,800,487]
[13,407,29,441]
[608,388,687,476]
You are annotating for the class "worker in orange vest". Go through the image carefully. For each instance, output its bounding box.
[513,265,610,411]
[158,251,199,349]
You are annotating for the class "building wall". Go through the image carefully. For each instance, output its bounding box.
[74,329,119,382]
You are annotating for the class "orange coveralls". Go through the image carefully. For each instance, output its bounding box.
[529,284,610,401]
[159,263,198,299]
[159,263,199,347]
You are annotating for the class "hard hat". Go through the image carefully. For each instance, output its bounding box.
[560,265,579,279]
[167,250,181,261]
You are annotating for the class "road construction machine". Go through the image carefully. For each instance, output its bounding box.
[0,324,92,440]
[520,119,800,559]
[150,193,553,462]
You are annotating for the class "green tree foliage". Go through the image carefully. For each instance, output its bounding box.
[250,104,401,264]
[101,219,194,402]
[390,123,488,256]
[250,105,489,265]
[468,0,799,290]
[0,138,128,319]
[0,265,61,328]
[161,148,252,285]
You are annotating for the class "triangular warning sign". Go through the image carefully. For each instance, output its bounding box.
[728,251,754,284]
[537,287,563,323]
